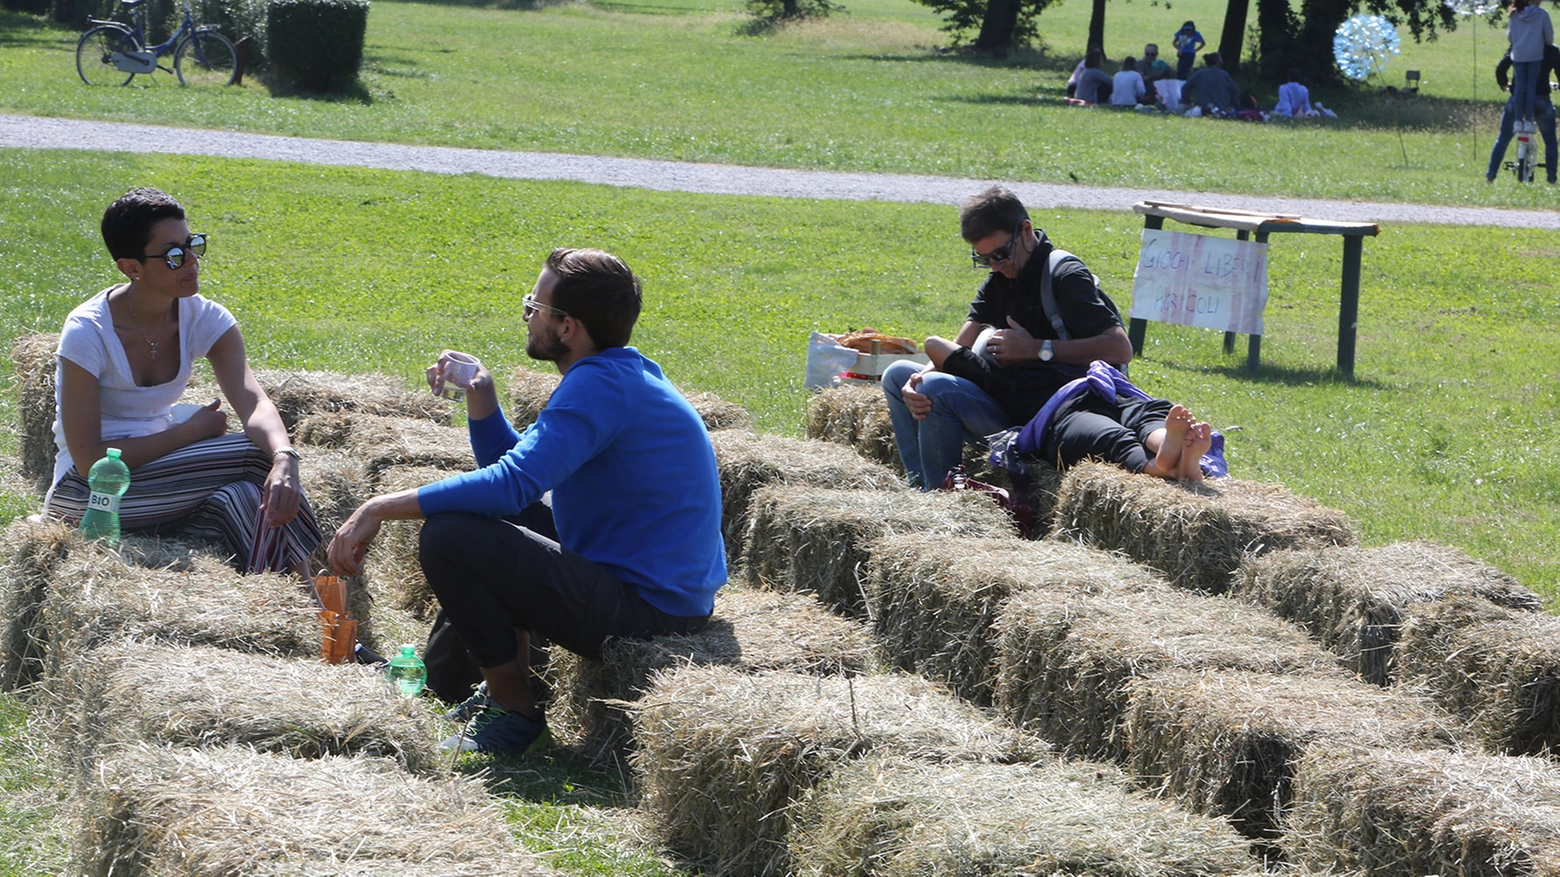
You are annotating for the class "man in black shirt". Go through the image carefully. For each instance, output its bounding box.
[881,187,1213,488]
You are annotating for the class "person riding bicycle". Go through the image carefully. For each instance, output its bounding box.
[1488,44,1560,182]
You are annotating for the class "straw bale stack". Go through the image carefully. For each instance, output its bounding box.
[682,390,754,433]
[1,517,77,690]
[1052,462,1356,594]
[1284,743,1560,876]
[994,586,1349,762]
[33,537,320,687]
[867,534,1168,706]
[709,430,903,567]
[1121,668,1461,841]
[295,411,473,480]
[790,754,1261,877]
[549,587,874,763]
[743,485,1016,617]
[10,332,59,488]
[296,447,370,539]
[51,641,441,779]
[1395,595,1560,755]
[805,383,899,470]
[74,743,556,877]
[358,464,459,621]
[253,368,450,430]
[1234,542,1543,686]
[506,366,561,429]
[633,665,1047,877]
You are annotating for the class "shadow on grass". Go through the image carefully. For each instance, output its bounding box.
[460,741,639,809]
[260,74,375,104]
[0,9,69,48]
[1198,359,1390,389]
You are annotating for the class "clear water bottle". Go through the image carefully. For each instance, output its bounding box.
[386,644,426,698]
[80,448,131,546]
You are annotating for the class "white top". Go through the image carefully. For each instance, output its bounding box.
[1155,79,1184,109]
[51,287,237,484]
[1274,81,1311,117]
[1110,70,1146,106]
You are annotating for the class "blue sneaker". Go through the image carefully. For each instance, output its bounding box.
[441,704,546,755]
[444,681,489,724]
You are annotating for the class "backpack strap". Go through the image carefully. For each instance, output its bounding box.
[1041,249,1085,340]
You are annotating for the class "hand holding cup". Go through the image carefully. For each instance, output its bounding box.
[427,351,482,403]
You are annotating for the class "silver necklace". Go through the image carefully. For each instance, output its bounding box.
[128,297,173,360]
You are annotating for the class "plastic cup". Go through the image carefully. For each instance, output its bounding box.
[438,352,480,403]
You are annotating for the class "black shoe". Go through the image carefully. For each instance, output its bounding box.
[444,681,490,723]
[354,642,386,667]
[441,704,547,755]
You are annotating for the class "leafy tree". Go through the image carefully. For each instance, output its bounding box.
[914,0,1059,52]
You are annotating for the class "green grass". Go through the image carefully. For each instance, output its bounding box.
[0,0,1550,206]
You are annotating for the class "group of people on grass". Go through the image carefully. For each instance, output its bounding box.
[1066,23,1323,119]
[44,185,1217,756]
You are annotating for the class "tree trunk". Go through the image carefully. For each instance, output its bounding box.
[1087,0,1107,57]
[976,0,1021,52]
[1255,0,1299,80]
[1217,0,1249,74]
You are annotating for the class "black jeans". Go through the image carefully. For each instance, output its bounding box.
[418,502,710,668]
[1040,395,1173,473]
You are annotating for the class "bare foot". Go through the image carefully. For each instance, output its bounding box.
[1154,405,1194,473]
[1179,422,1213,483]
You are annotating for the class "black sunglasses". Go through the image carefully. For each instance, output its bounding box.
[970,223,1025,269]
[137,233,207,270]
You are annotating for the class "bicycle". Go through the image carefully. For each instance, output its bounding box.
[76,0,237,87]
[1510,118,1537,183]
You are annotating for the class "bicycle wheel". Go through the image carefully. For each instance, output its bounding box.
[76,24,139,86]
[174,29,236,86]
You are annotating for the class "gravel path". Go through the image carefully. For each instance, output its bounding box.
[6,113,1558,228]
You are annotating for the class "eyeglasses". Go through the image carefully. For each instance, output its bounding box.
[970,223,1025,269]
[136,233,207,270]
[522,294,569,320]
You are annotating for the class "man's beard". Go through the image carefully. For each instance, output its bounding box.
[527,331,569,363]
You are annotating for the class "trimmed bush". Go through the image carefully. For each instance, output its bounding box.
[267,0,368,91]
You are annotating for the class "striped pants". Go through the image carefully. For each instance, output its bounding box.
[45,434,323,573]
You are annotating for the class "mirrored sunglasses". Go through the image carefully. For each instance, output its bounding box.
[970,224,1024,269]
[140,233,207,270]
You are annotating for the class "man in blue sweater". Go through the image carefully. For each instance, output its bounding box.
[328,248,727,755]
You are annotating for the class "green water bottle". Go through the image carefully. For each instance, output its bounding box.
[80,448,131,545]
[386,644,426,698]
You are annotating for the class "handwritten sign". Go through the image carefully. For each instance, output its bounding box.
[1129,229,1269,335]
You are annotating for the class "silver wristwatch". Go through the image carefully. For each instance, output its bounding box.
[1039,339,1054,362]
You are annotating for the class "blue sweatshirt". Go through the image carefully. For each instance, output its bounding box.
[417,347,727,617]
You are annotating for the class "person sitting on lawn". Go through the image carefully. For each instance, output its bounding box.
[46,187,327,587]
[1273,68,1314,117]
[1110,56,1148,107]
[881,186,1219,490]
[1074,48,1115,104]
[328,247,726,756]
[1141,43,1174,85]
[1184,52,1241,115]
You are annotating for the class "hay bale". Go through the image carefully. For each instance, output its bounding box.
[549,587,875,763]
[296,447,370,538]
[632,665,1047,877]
[357,465,458,621]
[1233,542,1542,687]
[791,754,1261,877]
[709,430,903,567]
[1284,743,1560,876]
[10,332,59,488]
[73,743,555,877]
[52,641,441,779]
[866,534,1169,706]
[805,383,899,470]
[743,485,1016,617]
[1121,668,1461,841]
[683,390,753,433]
[505,366,561,429]
[254,368,450,430]
[1,517,76,691]
[994,585,1350,762]
[34,536,320,687]
[294,411,472,480]
[1051,462,1356,594]
[1395,595,1560,755]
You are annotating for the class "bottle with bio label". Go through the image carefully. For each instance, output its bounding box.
[79,448,131,545]
[385,644,427,698]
